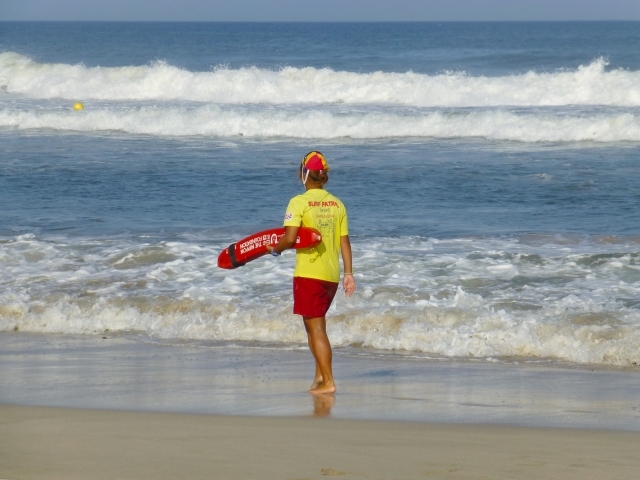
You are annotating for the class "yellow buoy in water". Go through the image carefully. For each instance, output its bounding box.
[73,102,84,111]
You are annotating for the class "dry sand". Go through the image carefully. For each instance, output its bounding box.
[2,404,639,480]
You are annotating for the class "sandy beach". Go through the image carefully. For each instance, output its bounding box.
[2,404,640,480]
[1,332,640,479]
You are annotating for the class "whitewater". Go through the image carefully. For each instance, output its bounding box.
[2,53,640,107]
[2,104,640,142]
[1,233,639,367]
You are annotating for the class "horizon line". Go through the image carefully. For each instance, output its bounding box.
[1,19,639,23]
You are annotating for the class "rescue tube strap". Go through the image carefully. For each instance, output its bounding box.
[227,243,245,268]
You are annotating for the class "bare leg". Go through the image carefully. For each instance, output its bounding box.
[305,327,323,390]
[303,316,336,395]
[310,360,323,390]
[302,319,323,388]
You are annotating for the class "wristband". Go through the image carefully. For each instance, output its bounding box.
[344,272,354,275]
[270,250,281,257]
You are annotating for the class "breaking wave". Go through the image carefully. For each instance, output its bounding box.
[1,233,639,366]
[2,105,640,142]
[2,52,640,107]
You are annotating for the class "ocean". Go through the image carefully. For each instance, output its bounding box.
[1,22,639,367]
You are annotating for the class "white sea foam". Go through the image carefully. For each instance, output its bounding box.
[2,105,640,142]
[1,233,639,366]
[2,52,640,107]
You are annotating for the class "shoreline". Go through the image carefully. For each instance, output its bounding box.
[2,404,640,480]
[2,331,640,431]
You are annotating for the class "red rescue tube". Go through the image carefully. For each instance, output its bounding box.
[217,227,322,269]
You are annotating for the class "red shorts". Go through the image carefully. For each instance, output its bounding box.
[293,277,339,318]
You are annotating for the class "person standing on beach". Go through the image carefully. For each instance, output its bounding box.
[266,151,356,395]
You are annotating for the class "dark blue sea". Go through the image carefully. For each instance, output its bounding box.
[1,22,639,366]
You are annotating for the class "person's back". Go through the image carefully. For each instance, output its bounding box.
[285,188,347,283]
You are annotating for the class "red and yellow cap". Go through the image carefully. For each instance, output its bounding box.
[301,151,329,171]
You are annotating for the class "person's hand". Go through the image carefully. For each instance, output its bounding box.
[265,244,280,257]
[343,274,356,297]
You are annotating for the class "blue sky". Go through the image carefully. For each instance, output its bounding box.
[2,0,640,21]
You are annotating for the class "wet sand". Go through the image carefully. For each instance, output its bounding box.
[1,332,640,429]
[1,332,640,479]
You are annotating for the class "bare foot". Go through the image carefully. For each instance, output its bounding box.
[309,377,323,391]
[309,382,337,395]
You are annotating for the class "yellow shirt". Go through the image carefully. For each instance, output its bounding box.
[283,189,348,283]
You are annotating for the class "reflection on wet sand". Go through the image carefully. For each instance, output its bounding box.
[3,333,640,431]
[312,394,335,417]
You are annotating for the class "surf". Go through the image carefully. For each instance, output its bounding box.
[2,104,640,142]
[2,52,640,107]
[1,233,639,367]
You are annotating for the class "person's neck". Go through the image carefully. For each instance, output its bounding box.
[305,184,324,191]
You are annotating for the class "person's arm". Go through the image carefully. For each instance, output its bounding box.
[340,235,356,297]
[266,226,299,255]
